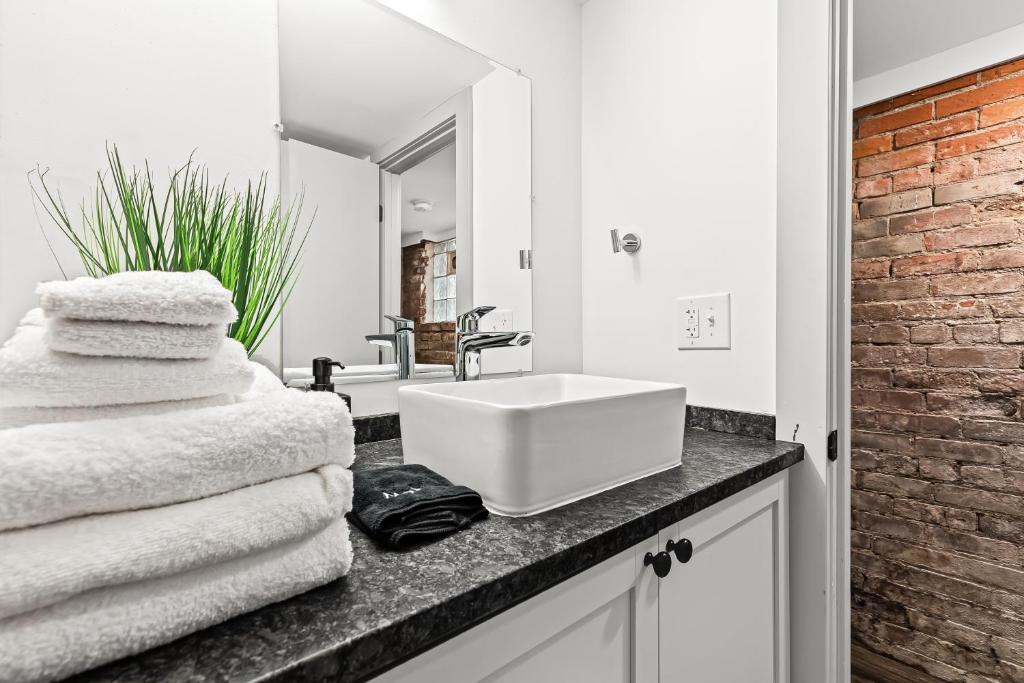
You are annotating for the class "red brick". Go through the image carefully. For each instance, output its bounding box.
[896,112,978,148]
[936,74,1024,117]
[855,176,891,199]
[860,188,933,218]
[976,245,1024,271]
[853,368,893,387]
[953,323,999,343]
[852,430,914,453]
[875,412,961,438]
[1000,321,1024,343]
[925,222,1017,251]
[936,123,1024,159]
[852,489,894,513]
[977,369,1024,395]
[892,252,974,277]
[927,392,1018,418]
[861,472,934,498]
[853,217,888,241]
[981,97,1024,127]
[892,167,933,192]
[914,438,1004,464]
[852,258,890,280]
[963,419,1024,443]
[909,324,951,344]
[853,133,894,159]
[989,296,1024,317]
[934,171,1024,204]
[853,302,899,322]
[859,146,936,177]
[860,103,934,138]
[930,272,1023,297]
[934,158,977,185]
[928,347,1021,368]
[853,234,924,259]
[980,58,1024,82]
[894,368,976,391]
[935,483,1024,519]
[852,388,926,412]
[854,278,930,302]
[899,299,988,320]
[889,205,971,235]
[977,143,1024,175]
[870,323,910,344]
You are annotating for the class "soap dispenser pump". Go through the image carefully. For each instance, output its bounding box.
[309,357,352,411]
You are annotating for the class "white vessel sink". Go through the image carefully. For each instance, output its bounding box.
[398,374,686,516]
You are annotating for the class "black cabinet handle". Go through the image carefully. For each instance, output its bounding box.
[643,551,672,578]
[666,538,693,563]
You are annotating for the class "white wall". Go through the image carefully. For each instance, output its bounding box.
[374,0,583,375]
[0,0,281,343]
[580,0,777,414]
[280,140,380,369]
[854,18,1024,108]
[472,67,533,373]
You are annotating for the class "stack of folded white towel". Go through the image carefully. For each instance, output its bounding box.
[0,271,355,682]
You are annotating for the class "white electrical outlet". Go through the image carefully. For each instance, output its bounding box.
[675,294,731,349]
[485,308,514,332]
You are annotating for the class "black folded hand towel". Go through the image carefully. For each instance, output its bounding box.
[347,464,489,549]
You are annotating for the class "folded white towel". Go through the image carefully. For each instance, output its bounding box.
[0,325,253,408]
[0,465,351,620]
[0,362,282,430]
[46,315,226,359]
[37,270,238,326]
[0,519,351,683]
[0,393,234,431]
[0,388,354,531]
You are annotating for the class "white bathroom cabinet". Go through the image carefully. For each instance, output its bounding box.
[377,472,789,682]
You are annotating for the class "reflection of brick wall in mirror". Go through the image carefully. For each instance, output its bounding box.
[401,239,456,366]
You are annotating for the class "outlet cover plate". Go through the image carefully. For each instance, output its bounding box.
[676,293,731,349]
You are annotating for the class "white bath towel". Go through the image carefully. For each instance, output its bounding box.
[0,362,282,430]
[0,393,234,431]
[0,388,354,531]
[0,519,352,683]
[46,314,226,359]
[0,465,352,620]
[37,270,237,326]
[0,325,253,408]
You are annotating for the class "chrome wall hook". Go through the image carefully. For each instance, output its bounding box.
[610,228,641,254]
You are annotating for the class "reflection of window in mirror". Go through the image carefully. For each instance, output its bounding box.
[429,239,457,322]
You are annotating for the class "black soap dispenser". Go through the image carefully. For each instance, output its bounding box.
[309,357,352,412]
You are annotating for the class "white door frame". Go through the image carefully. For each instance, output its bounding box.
[826,0,852,679]
[777,0,850,680]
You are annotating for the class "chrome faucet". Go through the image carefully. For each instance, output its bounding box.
[365,314,416,379]
[455,306,534,381]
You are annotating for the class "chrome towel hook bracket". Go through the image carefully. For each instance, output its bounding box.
[610,228,641,254]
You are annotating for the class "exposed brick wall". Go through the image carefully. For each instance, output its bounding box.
[400,240,456,366]
[851,56,1024,682]
[417,321,455,366]
[401,241,430,325]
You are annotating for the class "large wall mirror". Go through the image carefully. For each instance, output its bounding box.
[278,0,533,384]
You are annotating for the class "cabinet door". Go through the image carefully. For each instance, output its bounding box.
[375,536,660,683]
[657,473,788,683]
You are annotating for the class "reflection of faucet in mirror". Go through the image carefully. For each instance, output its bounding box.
[455,306,534,381]
[365,314,416,379]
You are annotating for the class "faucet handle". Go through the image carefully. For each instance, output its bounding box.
[384,314,414,331]
[457,306,496,333]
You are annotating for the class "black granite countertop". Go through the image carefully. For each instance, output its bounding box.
[72,430,803,683]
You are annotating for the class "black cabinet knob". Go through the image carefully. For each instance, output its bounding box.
[643,551,672,578]
[666,538,693,563]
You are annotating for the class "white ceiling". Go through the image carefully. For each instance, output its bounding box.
[853,0,1024,80]
[400,144,456,237]
[278,0,494,158]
